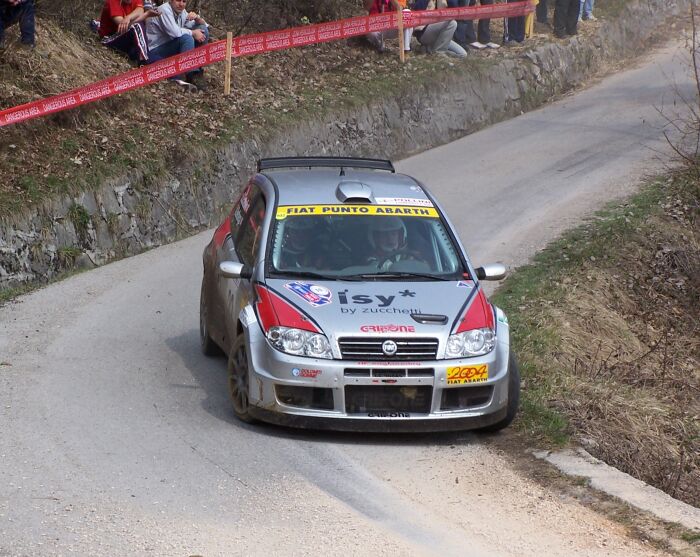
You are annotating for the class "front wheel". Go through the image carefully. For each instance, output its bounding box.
[228,335,256,424]
[478,353,520,433]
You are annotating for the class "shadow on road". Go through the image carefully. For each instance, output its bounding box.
[167,328,497,447]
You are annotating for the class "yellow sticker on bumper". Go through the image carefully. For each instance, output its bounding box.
[276,204,439,219]
[446,364,489,385]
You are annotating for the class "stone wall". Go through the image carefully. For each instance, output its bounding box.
[0,0,689,289]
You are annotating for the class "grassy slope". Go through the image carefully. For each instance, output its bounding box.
[493,165,700,508]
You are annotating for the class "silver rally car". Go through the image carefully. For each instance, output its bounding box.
[200,157,519,432]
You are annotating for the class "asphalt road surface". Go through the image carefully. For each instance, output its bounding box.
[0,42,694,556]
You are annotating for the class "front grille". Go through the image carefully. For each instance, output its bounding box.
[338,337,439,361]
[345,385,432,414]
[344,368,435,378]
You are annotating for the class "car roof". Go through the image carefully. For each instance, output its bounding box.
[259,169,430,206]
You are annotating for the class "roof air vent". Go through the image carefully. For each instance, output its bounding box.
[336,181,375,204]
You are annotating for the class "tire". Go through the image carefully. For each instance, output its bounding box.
[478,353,520,433]
[199,281,222,357]
[228,335,256,424]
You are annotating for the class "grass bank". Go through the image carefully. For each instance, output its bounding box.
[492,165,700,508]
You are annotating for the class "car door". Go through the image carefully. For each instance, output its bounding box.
[210,182,256,347]
[219,186,267,350]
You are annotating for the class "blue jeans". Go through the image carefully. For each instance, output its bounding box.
[148,27,208,79]
[579,0,594,18]
[0,0,35,46]
[447,0,493,45]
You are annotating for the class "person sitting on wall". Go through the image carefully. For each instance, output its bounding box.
[99,0,159,63]
[412,0,467,58]
[146,0,209,90]
[363,0,413,54]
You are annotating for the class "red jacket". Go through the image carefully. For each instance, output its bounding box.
[99,0,143,37]
[368,0,393,14]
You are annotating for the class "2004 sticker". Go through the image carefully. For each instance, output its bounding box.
[446,364,489,385]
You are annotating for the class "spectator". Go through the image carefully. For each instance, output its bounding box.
[448,0,499,50]
[363,0,413,54]
[99,0,158,63]
[146,0,209,90]
[503,0,526,44]
[413,0,467,58]
[553,0,579,38]
[579,0,596,21]
[0,0,35,50]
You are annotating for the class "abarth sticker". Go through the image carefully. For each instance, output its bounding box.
[446,364,489,385]
[276,205,439,219]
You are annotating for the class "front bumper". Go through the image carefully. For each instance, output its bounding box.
[245,333,512,432]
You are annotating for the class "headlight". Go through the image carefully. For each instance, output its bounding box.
[445,328,496,358]
[267,326,333,359]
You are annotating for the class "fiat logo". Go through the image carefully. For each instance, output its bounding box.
[382,340,398,356]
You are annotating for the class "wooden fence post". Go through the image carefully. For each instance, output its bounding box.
[224,31,233,95]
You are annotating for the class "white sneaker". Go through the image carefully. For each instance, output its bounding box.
[485,42,500,49]
[468,41,486,49]
[172,79,198,92]
[584,14,597,20]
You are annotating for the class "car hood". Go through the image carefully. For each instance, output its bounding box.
[260,278,493,337]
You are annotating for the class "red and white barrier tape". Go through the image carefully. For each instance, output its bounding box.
[0,2,533,127]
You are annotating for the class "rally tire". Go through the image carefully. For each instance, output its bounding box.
[200,281,222,357]
[228,335,256,424]
[478,353,520,433]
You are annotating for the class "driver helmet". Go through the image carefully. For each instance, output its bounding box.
[283,218,315,255]
[368,216,407,254]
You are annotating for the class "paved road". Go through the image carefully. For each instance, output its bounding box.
[0,42,693,556]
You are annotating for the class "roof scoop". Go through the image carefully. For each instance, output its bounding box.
[336,181,375,204]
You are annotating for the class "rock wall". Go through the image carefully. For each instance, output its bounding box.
[0,0,689,289]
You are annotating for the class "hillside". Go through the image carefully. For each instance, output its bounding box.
[1,0,592,219]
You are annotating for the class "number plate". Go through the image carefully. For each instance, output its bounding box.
[446,364,489,385]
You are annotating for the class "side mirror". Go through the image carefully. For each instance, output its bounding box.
[219,261,252,280]
[475,263,507,281]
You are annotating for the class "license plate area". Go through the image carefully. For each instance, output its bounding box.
[344,385,432,414]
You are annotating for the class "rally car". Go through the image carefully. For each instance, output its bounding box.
[200,157,519,432]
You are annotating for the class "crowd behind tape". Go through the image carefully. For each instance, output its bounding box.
[0,2,533,127]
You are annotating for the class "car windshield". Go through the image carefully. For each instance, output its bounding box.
[268,208,466,280]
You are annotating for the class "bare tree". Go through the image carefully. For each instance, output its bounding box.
[661,3,700,177]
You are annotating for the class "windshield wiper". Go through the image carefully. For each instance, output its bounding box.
[341,272,453,281]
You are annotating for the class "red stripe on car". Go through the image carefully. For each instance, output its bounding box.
[268,290,321,333]
[212,217,231,249]
[255,284,280,332]
[455,288,494,333]
[255,285,320,333]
